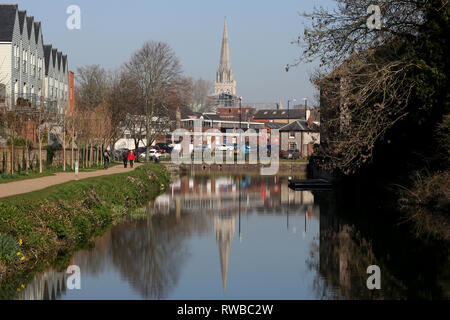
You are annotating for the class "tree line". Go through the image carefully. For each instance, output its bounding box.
[0,40,213,173]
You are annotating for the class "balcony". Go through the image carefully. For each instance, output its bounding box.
[9,93,67,116]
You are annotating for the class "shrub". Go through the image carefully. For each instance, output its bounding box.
[399,170,450,240]
[0,234,20,265]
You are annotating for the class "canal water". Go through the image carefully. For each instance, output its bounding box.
[18,175,450,300]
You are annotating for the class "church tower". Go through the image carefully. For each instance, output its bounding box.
[214,18,237,95]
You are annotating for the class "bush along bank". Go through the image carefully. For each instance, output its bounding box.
[0,164,170,293]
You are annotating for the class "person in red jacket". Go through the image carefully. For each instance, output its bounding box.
[128,150,135,168]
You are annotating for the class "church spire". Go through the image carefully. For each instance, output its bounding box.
[219,17,231,70]
[214,18,236,96]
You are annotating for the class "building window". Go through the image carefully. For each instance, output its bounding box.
[38,59,42,79]
[22,50,27,73]
[14,46,20,69]
[289,131,295,139]
[289,142,297,149]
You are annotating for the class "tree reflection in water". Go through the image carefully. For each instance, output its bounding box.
[307,225,407,300]
[308,191,450,300]
[73,203,210,299]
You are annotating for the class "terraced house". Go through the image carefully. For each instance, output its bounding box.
[0,4,69,114]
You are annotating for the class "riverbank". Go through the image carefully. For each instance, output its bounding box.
[0,163,170,294]
[180,161,308,176]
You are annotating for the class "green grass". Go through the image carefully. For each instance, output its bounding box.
[0,162,120,184]
[0,163,170,294]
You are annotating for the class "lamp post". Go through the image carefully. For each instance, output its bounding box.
[239,96,243,129]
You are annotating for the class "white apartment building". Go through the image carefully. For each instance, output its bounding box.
[0,4,69,114]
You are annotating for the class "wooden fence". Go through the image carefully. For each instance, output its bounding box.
[0,146,78,174]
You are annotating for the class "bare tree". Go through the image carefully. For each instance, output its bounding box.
[105,71,130,151]
[186,77,213,112]
[76,65,110,111]
[293,0,426,69]
[123,41,183,161]
[293,0,439,174]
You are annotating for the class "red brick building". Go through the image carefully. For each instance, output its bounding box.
[68,71,75,115]
[217,107,255,122]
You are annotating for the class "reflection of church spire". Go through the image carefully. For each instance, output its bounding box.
[214,214,236,295]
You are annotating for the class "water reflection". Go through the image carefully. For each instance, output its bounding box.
[17,175,450,300]
[19,269,68,300]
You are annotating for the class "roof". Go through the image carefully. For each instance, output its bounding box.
[253,109,306,120]
[43,45,52,75]
[202,113,222,121]
[26,16,34,40]
[34,21,41,44]
[0,5,18,42]
[279,120,319,132]
[18,10,26,35]
[57,51,62,71]
[51,48,57,68]
[62,55,67,73]
[265,122,285,130]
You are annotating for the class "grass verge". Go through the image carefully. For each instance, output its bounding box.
[0,162,120,184]
[0,163,170,298]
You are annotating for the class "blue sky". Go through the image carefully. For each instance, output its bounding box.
[13,0,336,106]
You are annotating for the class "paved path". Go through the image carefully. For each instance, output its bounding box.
[0,163,142,199]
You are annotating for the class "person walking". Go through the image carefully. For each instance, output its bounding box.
[128,150,135,168]
[122,149,129,168]
[103,150,110,169]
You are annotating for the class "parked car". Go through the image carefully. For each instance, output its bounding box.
[193,145,211,153]
[139,149,161,160]
[155,143,173,153]
[215,144,234,152]
[171,143,194,153]
[280,149,301,160]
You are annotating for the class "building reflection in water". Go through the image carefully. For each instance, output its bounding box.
[21,174,320,300]
[153,175,318,295]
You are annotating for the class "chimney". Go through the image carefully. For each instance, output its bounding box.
[308,116,313,127]
[306,107,311,121]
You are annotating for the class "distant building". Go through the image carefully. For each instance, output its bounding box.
[279,119,320,157]
[68,71,74,115]
[216,107,256,122]
[252,109,307,124]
